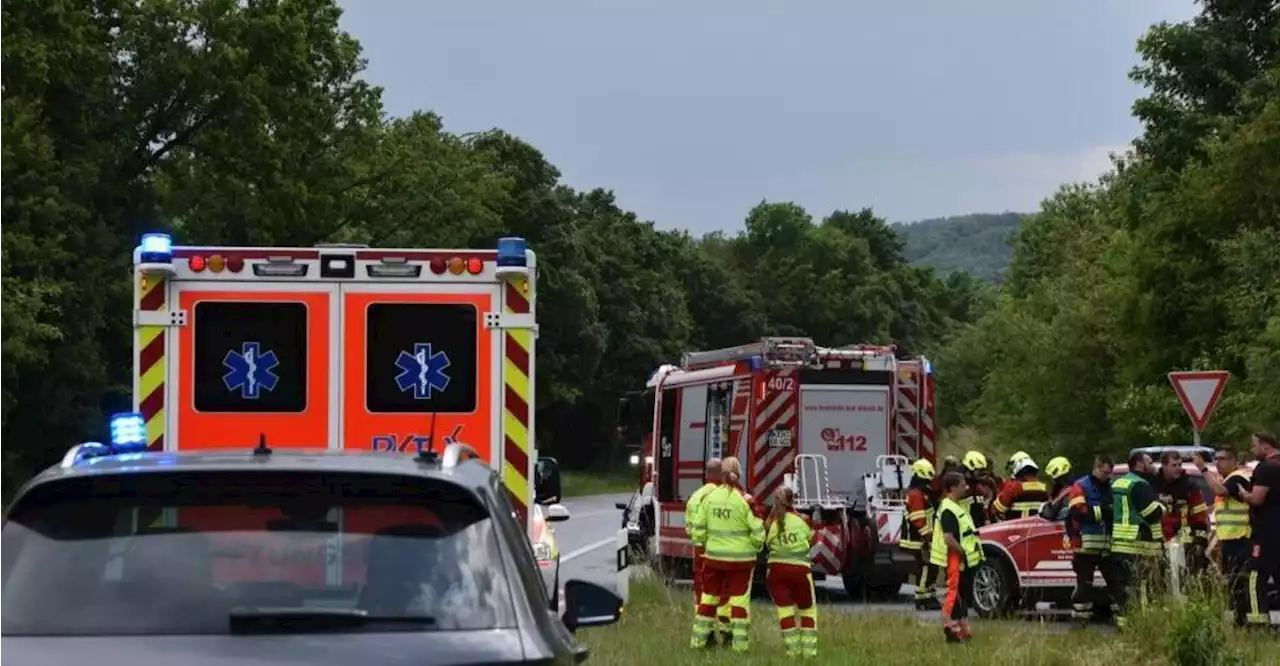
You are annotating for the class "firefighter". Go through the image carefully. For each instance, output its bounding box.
[1239,430,1279,629]
[1005,450,1030,478]
[931,471,984,643]
[1194,448,1252,625]
[1108,451,1166,629]
[1155,451,1210,574]
[1065,455,1118,624]
[684,458,732,638]
[902,458,941,610]
[763,486,818,658]
[1046,456,1074,501]
[688,456,763,652]
[992,457,1050,521]
[933,455,961,495]
[960,451,995,528]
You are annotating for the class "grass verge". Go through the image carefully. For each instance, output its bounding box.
[578,568,1277,666]
[561,470,635,498]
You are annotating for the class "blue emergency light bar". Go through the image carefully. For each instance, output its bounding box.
[108,412,149,453]
[138,233,174,264]
[496,237,527,267]
[923,358,933,375]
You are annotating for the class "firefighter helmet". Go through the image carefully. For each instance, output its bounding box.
[1014,458,1039,477]
[962,451,988,472]
[911,458,936,481]
[1046,456,1072,480]
[1006,450,1031,474]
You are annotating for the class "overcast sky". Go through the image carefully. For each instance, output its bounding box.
[338,0,1199,232]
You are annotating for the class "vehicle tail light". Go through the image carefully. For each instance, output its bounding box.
[226,255,245,273]
[447,257,465,275]
[208,254,226,273]
[466,257,484,275]
[429,258,447,275]
[189,255,207,272]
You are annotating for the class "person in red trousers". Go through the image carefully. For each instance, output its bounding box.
[764,486,818,658]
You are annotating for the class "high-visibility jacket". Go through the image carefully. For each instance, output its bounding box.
[1214,470,1252,541]
[993,476,1050,520]
[693,484,764,562]
[901,484,935,551]
[1111,473,1165,557]
[959,477,996,528]
[1066,475,1112,553]
[685,482,718,543]
[766,512,814,567]
[929,497,984,568]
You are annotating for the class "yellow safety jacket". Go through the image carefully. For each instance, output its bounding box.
[693,485,764,562]
[1214,470,1252,541]
[929,497,984,568]
[766,512,813,567]
[1111,473,1164,557]
[685,482,718,542]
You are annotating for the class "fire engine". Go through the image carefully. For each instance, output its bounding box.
[618,337,937,594]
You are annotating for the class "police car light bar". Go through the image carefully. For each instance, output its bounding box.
[109,412,149,453]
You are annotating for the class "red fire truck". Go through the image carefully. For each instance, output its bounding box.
[618,337,938,594]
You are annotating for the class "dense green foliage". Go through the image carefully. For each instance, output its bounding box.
[937,1,1280,465]
[0,0,983,491]
[897,212,1025,283]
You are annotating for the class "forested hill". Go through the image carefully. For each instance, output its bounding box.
[895,213,1026,283]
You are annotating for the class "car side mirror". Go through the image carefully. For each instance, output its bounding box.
[561,580,623,633]
[615,502,628,511]
[546,503,571,522]
[535,457,562,505]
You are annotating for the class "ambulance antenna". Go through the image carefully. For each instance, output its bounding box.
[254,433,272,456]
[428,410,439,453]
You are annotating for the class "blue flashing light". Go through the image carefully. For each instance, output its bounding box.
[138,233,173,264]
[747,355,764,372]
[496,237,528,267]
[109,412,148,453]
[77,442,111,462]
[923,358,933,375]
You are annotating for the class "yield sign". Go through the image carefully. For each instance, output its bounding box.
[1168,371,1231,431]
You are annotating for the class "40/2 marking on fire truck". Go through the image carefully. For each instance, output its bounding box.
[765,376,796,393]
[394,343,452,399]
[221,341,280,399]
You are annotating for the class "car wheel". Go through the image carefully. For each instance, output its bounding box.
[970,556,1016,618]
[550,564,561,612]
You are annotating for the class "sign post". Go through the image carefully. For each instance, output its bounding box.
[1167,371,1231,446]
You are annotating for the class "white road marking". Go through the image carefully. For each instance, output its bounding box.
[561,536,616,564]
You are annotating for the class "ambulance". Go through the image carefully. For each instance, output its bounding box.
[125,233,587,601]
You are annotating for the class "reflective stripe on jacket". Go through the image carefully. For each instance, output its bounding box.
[901,486,935,550]
[1067,474,1112,553]
[766,512,813,567]
[1112,473,1164,557]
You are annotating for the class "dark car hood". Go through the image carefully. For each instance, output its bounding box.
[3,629,529,666]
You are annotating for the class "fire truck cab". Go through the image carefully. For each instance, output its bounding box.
[128,233,552,531]
[618,337,937,595]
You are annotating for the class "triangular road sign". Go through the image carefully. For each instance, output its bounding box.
[1168,370,1231,431]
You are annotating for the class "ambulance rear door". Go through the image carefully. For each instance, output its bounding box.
[157,247,339,451]
[338,248,536,531]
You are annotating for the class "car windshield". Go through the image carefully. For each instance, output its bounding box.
[1,470,516,636]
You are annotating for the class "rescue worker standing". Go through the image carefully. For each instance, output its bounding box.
[685,458,732,636]
[1239,431,1280,629]
[1195,449,1252,625]
[931,471,984,643]
[1109,452,1166,629]
[992,457,1050,521]
[1064,455,1118,624]
[960,451,996,528]
[763,487,818,658]
[1046,456,1074,502]
[903,458,941,610]
[1156,451,1210,573]
[688,456,763,652]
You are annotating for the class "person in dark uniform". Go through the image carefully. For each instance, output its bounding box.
[1240,431,1280,629]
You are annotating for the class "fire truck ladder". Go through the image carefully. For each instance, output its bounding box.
[680,337,818,368]
[793,454,846,510]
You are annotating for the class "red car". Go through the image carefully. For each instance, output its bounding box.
[970,458,1255,617]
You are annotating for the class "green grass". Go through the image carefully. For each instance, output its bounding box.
[578,568,1278,666]
[561,470,635,498]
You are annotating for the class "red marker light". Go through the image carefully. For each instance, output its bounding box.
[189,255,207,272]
[429,258,447,275]
[466,257,484,275]
[226,255,245,273]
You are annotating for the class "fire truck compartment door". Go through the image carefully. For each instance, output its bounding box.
[175,283,337,450]
[339,283,499,463]
[798,385,891,498]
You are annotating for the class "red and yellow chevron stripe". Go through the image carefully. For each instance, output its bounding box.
[137,275,167,451]
[502,279,533,526]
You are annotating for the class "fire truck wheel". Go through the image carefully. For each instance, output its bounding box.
[970,555,1017,618]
